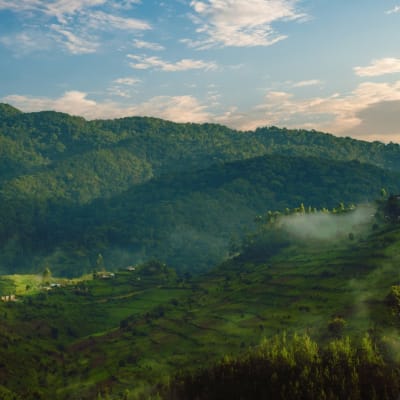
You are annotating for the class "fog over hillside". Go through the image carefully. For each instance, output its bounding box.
[280,205,376,241]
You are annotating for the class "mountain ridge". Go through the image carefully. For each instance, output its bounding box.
[1,105,400,275]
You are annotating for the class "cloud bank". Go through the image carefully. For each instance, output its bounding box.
[354,58,400,77]
[2,91,211,123]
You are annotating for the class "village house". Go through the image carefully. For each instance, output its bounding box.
[99,272,115,279]
[1,294,16,302]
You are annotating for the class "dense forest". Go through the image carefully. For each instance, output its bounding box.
[1,103,400,275]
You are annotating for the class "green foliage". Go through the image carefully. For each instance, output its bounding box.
[328,316,347,337]
[1,105,400,276]
[386,285,400,312]
[0,221,400,398]
[164,334,400,400]
[0,385,21,400]
[42,266,51,281]
[384,195,400,222]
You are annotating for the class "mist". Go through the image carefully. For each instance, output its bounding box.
[278,205,376,242]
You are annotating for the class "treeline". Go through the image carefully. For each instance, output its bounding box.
[2,103,400,185]
[162,333,400,400]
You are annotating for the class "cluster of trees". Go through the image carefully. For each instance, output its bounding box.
[255,201,356,226]
[163,333,400,400]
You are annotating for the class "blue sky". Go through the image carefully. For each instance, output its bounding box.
[1,0,400,142]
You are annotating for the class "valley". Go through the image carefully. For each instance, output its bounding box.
[0,106,400,399]
[0,204,399,398]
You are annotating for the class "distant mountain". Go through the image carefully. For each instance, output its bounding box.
[1,104,400,181]
[1,104,400,275]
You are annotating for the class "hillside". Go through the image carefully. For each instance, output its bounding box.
[1,105,400,275]
[1,153,400,275]
[0,206,399,398]
[1,105,400,181]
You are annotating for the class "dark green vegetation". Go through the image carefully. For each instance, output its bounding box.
[0,202,400,399]
[2,105,400,399]
[1,104,400,275]
[165,334,400,400]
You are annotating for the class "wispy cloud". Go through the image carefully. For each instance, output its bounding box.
[1,91,211,123]
[128,54,217,71]
[0,31,54,54]
[113,77,140,86]
[354,58,400,77]
[85,10,150,31]
[186,0,307,49]
[292,79,323,88]
[0,0,107,23]
[50,24,98,54]
[385,5,400,14]
[133,39,165,51]
[111,0,141,10]
[108,77,141,98]
[0,0,150,54]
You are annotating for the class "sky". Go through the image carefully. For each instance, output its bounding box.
[0,0,400,143]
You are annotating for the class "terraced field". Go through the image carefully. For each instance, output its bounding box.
[0,221,400,399]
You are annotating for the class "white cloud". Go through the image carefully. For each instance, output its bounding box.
[133,39,164,51]
[85,11,150,31]
[128,54,217,71]
[386,5,400,14]
[354,58,400,77]
[0,0,107,23]
[50,24,98,54]
[231,80,400,141]
[0,31,54,54]
[0,0,150,54]
[0,0,149,27]
[187,0,306,48]
[2,91,211,123]
[292,79,323,88]
[111,0,141,10]
[2,91,99,116]
[108,77,141,98]
[133,95,210,123]
[107,88,132,98]
[113,77,140,86]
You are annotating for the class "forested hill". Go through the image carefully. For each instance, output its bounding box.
[1,103,400,184]
[1,104,400,275]
[2,151,400,276]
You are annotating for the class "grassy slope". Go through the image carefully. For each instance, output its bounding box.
[0,215,399,398]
